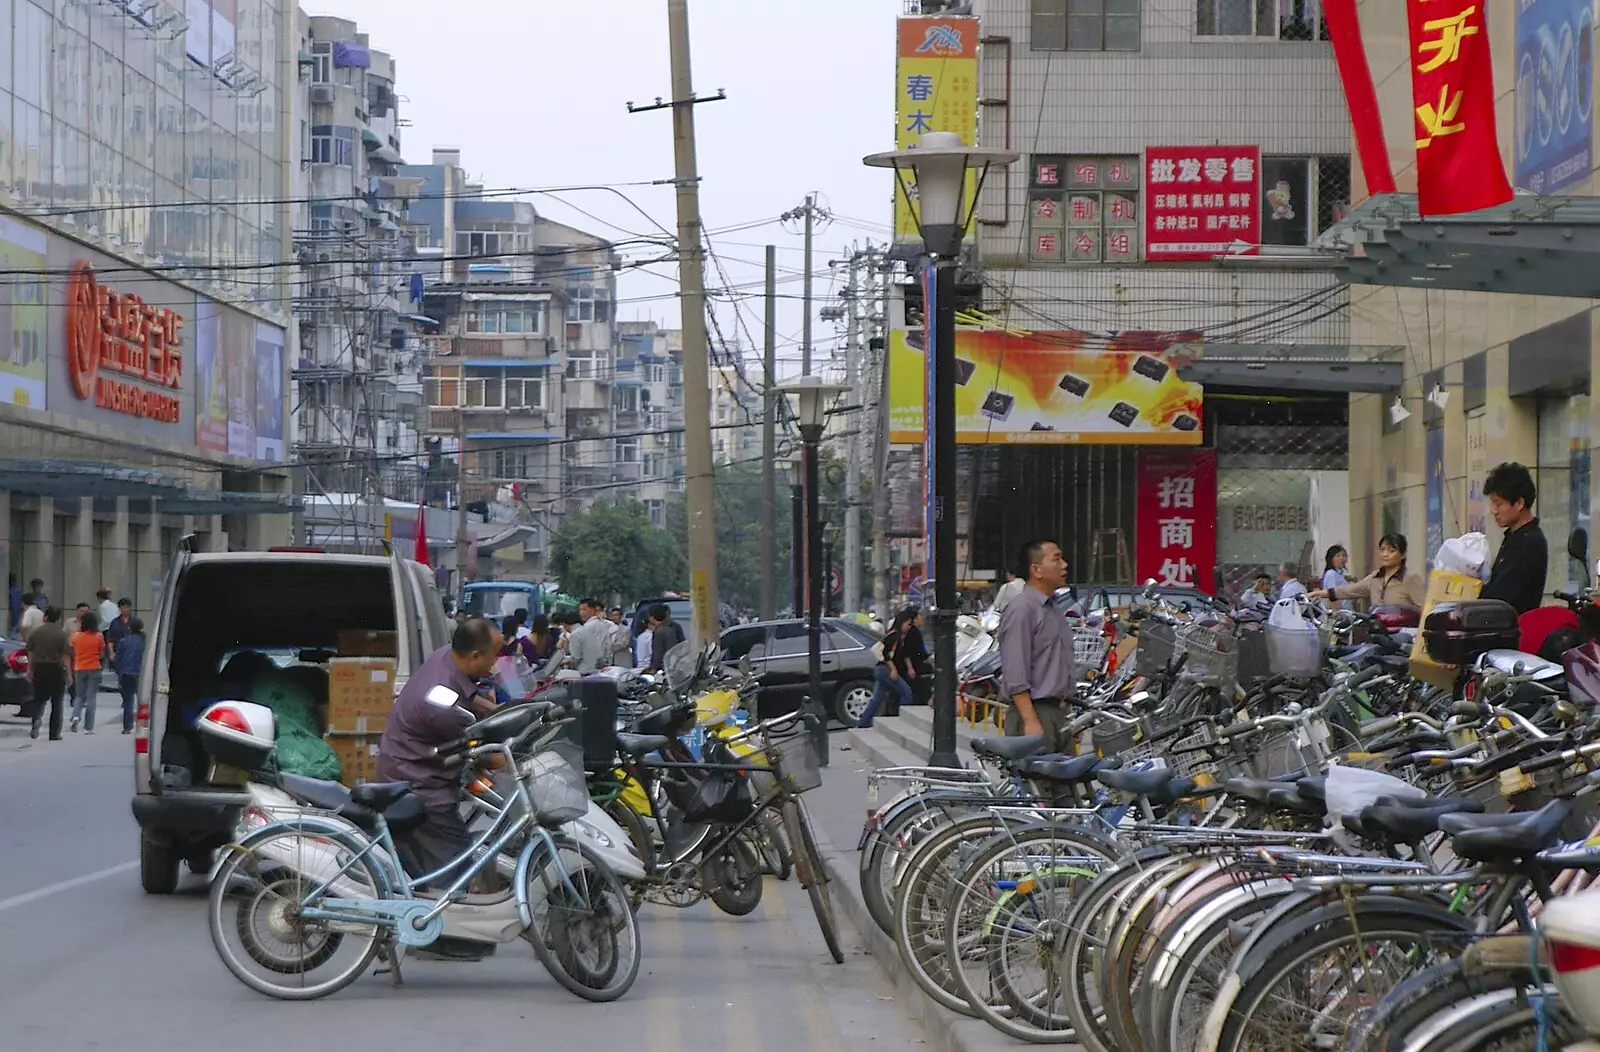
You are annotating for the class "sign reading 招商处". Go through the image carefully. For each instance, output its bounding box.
[64,261,183,424]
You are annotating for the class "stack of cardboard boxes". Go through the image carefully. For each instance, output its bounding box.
[325,630,399,785]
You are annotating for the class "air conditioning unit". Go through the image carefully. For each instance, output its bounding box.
[310,85,335,105]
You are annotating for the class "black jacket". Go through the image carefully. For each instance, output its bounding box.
[1481,518,1548,614]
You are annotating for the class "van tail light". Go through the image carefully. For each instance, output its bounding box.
[134,703,150,755]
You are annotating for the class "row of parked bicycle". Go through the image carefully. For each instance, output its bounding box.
[856,587,1600,1051]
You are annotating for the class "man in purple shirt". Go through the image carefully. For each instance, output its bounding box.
[376,617,501,957]
[997,539,1078,751]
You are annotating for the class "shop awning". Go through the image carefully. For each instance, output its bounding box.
[0,460,189,499]
[1318,192,1600,296]
[161,491,301,516]
[360,129,382,148]
[372,145,403,166]
[1173,343,1407,393]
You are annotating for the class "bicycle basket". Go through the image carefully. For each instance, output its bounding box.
[1176,621,1238,688]
[1236,623,1272,688]
[525,747,590,825]
[1074,627,1109,678]
[763,728,823,795]
[1135,622,1178,678]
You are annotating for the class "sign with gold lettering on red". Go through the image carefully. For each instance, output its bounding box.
[64,261,184,423]
[1406,0,1513,215]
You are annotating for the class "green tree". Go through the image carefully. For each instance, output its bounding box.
[549,498,686,604]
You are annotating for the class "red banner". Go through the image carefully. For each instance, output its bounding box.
[1135,449,1217,593]
[1322,0,1397,195]
[1143,146,1260,262]
[1406,0,1512,215]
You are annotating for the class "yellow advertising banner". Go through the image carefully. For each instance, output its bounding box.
[894,16,979,243]
[888,327,1205,445]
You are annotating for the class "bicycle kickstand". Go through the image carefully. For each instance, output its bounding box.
[373,942,405,987]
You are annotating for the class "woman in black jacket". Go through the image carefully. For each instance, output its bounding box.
[856,610,915,728]
[897,609,932,707]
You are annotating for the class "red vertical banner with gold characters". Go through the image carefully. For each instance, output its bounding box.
[1406,0,1513,215]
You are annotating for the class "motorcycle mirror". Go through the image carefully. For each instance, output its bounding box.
[1570,527,1589,565]
[737,653,751,675]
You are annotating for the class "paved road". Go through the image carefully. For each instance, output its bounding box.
[0,733,928,1052]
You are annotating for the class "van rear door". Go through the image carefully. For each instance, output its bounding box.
[137,544,191,794]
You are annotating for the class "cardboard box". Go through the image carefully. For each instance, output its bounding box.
[1408,569,1484,689]
[326,657,398,734]
[326,734,381,786]
[338,630,399,658]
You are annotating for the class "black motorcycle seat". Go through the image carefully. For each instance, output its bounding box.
[615,732,673,757]
[1097,765,1181,797]
[1017,753,1104,783]
[1265,788,1324,817]
[629,701,695,739]
[278,772,352,811]
[1441,800,1573,862]
[1295,776,1327,801]
[970,735,1047,762]
[1377,653,1412,671]
[1359,798,1484,843]
[349,781,412,810]
[1224,777,1283,806]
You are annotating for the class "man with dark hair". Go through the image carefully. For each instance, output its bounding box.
[647,602,685,673]
[996,539,1077,749]
[566,598,610,674]
[17,592,41,641]
[25,606,71,740]
[375,615,502,960]
[1482,461,1548,614]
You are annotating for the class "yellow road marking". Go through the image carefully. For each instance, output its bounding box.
[712,889,762,1052]
[766,873,843,1052]
[646,905,683,1052]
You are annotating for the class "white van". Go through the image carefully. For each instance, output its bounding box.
[130,546,449,894]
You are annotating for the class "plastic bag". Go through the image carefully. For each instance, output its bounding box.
[249,670,341,781]
[1435,533,1488,576]
[1323,764,1424,828]
[1267,597,1312,633]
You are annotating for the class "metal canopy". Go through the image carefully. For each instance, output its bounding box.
[0,460,189,499]
[1173,343,1406,393]
[1318,192,1600,295]
[162,491,301,516]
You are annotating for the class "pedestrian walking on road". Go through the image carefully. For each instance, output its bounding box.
[29,578,48,611]
[646,603,685,674]
[997,539,1078,752]
[856,609,913,729]
[116,617,145,734]
[17,592,41,641]
[68,610,105,733]
[899,609,932,707]
[24,606,70,740]
[96,587,118,628]
[104,598,133,659]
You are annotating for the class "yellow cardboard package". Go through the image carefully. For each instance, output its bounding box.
[1408,569,1483,689]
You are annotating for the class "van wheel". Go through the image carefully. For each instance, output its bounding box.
[140,833,182,895]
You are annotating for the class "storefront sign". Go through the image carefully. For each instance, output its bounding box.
[64,261,183,423]
[893,16,979,243]
[1230,505,1310,532]
[1405,0,1513,214]
[1136,449,1218,592]
[1143,146,1260,261]
[1514,0,1594,193]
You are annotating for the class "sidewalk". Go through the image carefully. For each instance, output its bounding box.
[808,716,1051,1052]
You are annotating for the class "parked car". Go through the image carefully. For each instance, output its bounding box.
[1,638,29,715]
[1063,584,1228,616]
[718,617,881,724]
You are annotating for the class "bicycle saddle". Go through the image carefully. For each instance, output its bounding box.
[1264,787,1324,817]
[349,781,412,810]
[970,734,1047,762]
[1440,799,1573,862]
[615,732,673,757]
[464,701,554,743]
[1016,753,1107,784]
[1223,777,1285,806]
[1097,765,1182,797]
[1358,797,1483,843]
[1294,776,1327,801]
[278,772,353,811]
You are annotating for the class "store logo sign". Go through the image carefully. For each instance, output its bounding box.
[65,261,184,423]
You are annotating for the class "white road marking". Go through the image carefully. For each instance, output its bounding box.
[0,861,137,915]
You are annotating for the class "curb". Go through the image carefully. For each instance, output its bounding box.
[810,810,1022,1052]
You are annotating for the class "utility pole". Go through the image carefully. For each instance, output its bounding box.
[631,0,726,649]
[842,251,862,616]
[454,387,469,592]
[801,193,815,376]
[760,244,777,620]
[869,250,893,619]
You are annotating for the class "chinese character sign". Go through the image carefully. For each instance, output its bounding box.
[894,16,979,243]
[1143,147,1260,261]
[1136,449,1218,592]
[1406,0,1512,215]
[1513,0,1593,194]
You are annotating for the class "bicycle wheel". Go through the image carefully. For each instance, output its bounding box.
[1215,902,1469,1052]
[1101,855,1211,1052]
[942,822,1119,1043]
[753,809,793,881]
[208,825,389,1001]
[524,834,643,1002]
[892,814,1016,1016]
[860,791,980,935]
[783,798,844,964]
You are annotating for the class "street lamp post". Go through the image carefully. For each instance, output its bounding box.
[778,375,848,768]
[864,132,1017,770]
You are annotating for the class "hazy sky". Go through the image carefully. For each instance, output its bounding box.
[319,0,900,374]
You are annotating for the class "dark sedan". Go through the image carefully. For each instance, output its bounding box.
[719,618,881,725]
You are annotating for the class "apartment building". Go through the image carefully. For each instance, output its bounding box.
[711,342,761,467]
[289,13,426,511]
[617,321,686,528]
[893,0,1363,593]
[1332,0,1600,597]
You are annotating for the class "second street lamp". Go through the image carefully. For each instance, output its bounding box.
[777,374,848,768]
[864,131,1017,769]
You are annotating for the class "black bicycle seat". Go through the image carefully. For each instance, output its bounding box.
[1149,776,1200,806]
[970,735,1047,762]
[1359,797,1483,843]
[615,732,673,757]
[1017,753,1104,784]
[464,701,553,744]
[1441,800,1573,863]
[278,772,352,811]
[1295,776,1327,801]
[349,781,412,810]
[1098,765,1181,797]
[1265,787,1324,817]
[1223,777,1282,806]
